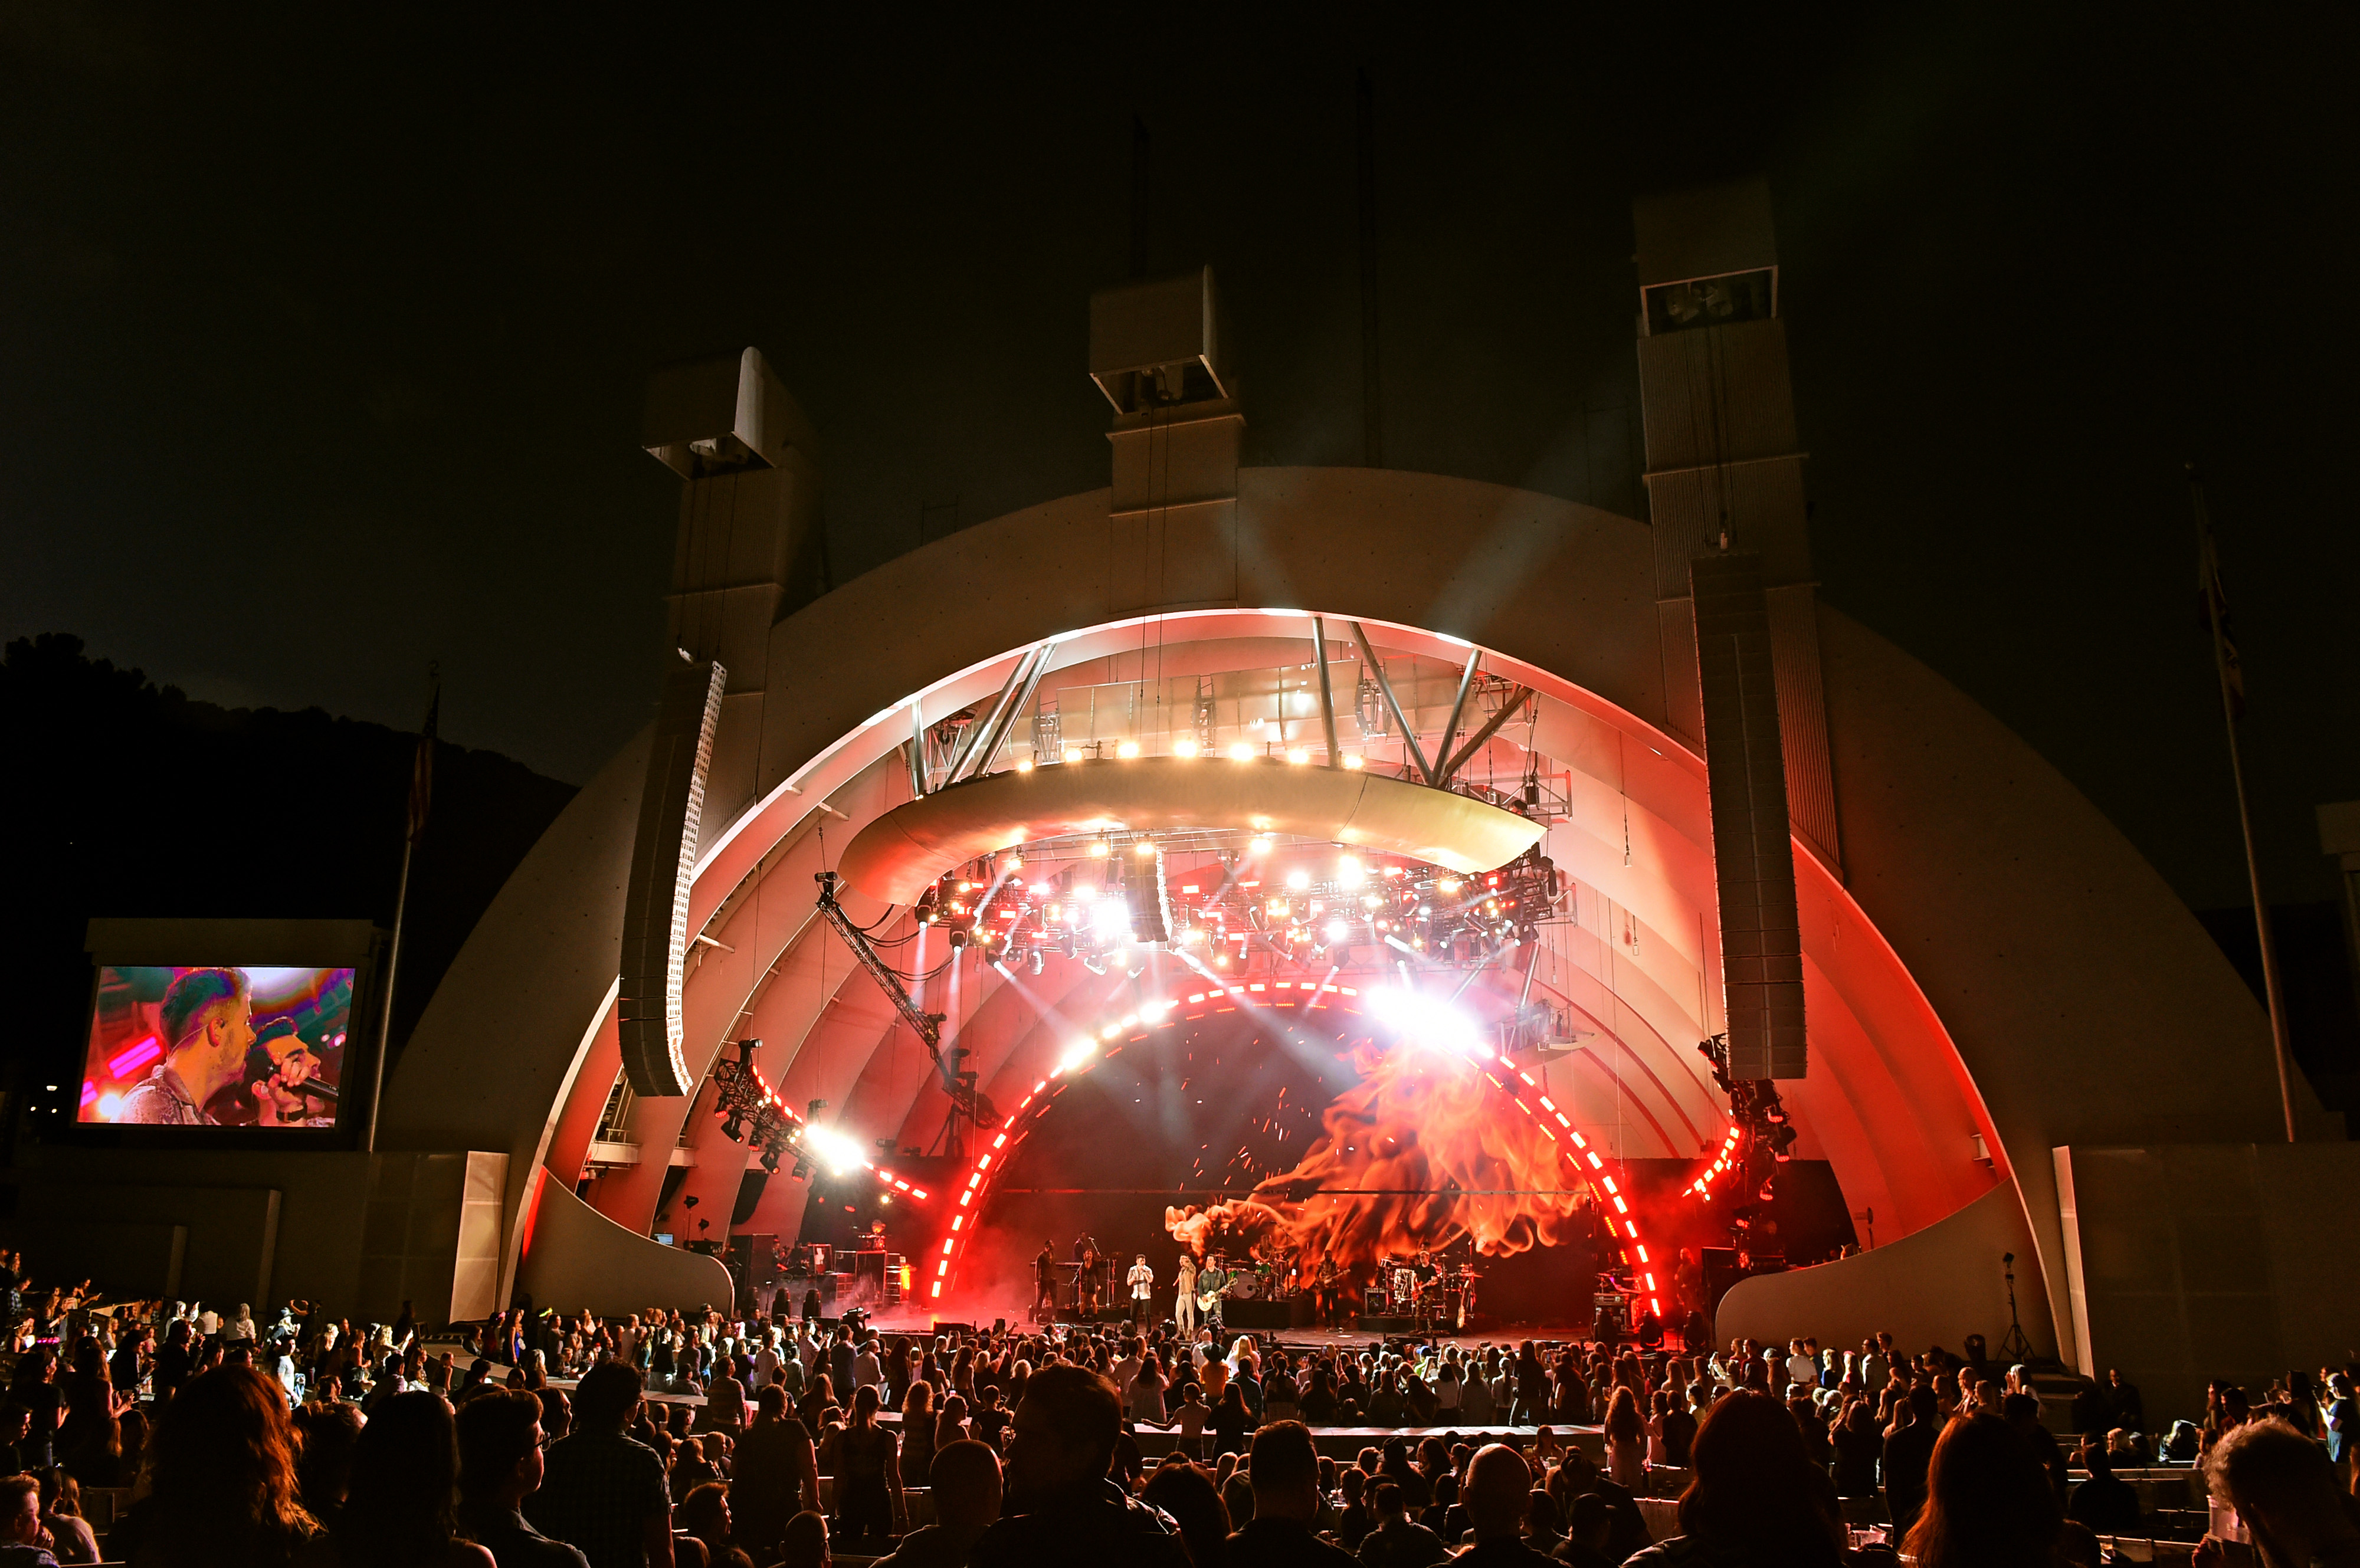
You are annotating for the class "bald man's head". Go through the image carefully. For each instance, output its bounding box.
[1464,1444,1534,1541]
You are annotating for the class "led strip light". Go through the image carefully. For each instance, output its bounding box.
[926,980,1673,1319]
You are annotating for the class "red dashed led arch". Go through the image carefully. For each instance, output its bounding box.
[928,978,1673,1320]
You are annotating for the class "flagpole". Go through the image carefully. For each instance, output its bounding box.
[370,663,439,1153]
[2191,467,2298,1142]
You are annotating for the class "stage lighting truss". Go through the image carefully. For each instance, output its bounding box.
[708,1039,932,1200]
[918,839,1564,978]
[1686,1032,1795,1214]
[917,980,1668,1321]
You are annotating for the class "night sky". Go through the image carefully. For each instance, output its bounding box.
[4,5,2354,913]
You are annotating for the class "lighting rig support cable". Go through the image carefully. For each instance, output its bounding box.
[814,871,998,1129]
[1346,621,1434,782]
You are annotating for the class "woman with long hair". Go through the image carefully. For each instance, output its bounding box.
[934,1393,970,1457]
[1210,1382,1252,1459]
[326,1390,493,1568]
[1624,1389,1844,1568]
[1830,1399,1884,1500]
[1141,1459,1231,1568]
[1900,1412,2065,1568]
[795,1371,834,1432]
[107,1366,321,1568]
[1130,1353,1169,1426]
[1604,1385,1648,1488]
[830,1383,903,1552]
[37,1468,100,1564]
[901,1380,938,1487]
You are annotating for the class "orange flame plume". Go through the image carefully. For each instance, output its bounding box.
[1166,1038,1590,1276]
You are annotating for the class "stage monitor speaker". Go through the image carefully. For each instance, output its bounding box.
[1225,1299,1292,1331]
[618,658,728,1095]
[1691,551,1807,1080]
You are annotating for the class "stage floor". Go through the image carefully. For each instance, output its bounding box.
[857,1308,1667,1355]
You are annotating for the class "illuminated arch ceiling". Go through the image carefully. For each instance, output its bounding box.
[556,610,2004,1272]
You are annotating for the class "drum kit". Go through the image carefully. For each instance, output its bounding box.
[1378,1246,1481,1332]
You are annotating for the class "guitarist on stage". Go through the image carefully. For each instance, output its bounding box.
[1315,1257,1344,1330]
[1195,1253,1231,1338]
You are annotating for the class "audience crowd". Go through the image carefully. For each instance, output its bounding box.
[0,1248,2354,1567]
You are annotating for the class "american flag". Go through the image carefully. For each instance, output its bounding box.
[408,668,439,845]
[2192,471,2245,719]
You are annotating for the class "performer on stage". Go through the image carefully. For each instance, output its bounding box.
[1196,1252,1230,1338]
[1174,1251,1199,1334]
[1315,1257,1344,1330]
[1126,1255,1155,1326]
[1033,1239,1057,1319]
[1074,1234,1103,1316]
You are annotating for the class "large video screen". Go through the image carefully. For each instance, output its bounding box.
[79,966,353,1129]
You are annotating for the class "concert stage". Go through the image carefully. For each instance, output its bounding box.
[25,188,2356,1440]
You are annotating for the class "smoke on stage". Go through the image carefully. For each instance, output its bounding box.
[1165,1035,1590,1271]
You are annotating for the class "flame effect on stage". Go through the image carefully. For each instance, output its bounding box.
[926,976,1663,1317]
[1165,1033,1591,1273]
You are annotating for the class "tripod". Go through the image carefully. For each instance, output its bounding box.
[1997,1251,2036,1364]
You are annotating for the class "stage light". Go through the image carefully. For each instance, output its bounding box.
[1016,757,1033,772]
[1090,837,1110,858]
[1267,898,1291,917]
[1336,856,1365,887]
[1362,894,1383,910]
[1286,747,1310,765]
[1071,883,1095,901]
[1228,743,1256,762]
[1325,919,1349,943]
[1029,948,1045,975]
[1004,851,1024,871]
[1063,746,1083,763]
[1249,835,1273,853]
[802,1124,864,1176]
[1133,839,1157,857]
[1116,739,1140,759]
[1286,870,1310,890]
[1343,754,1365,770]
[1173,737,1199,757]
[1440,877,1463,893]
[1179,927,1205,945]
[1054,1039,1096,1076]
[1366,986,1486,1055]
